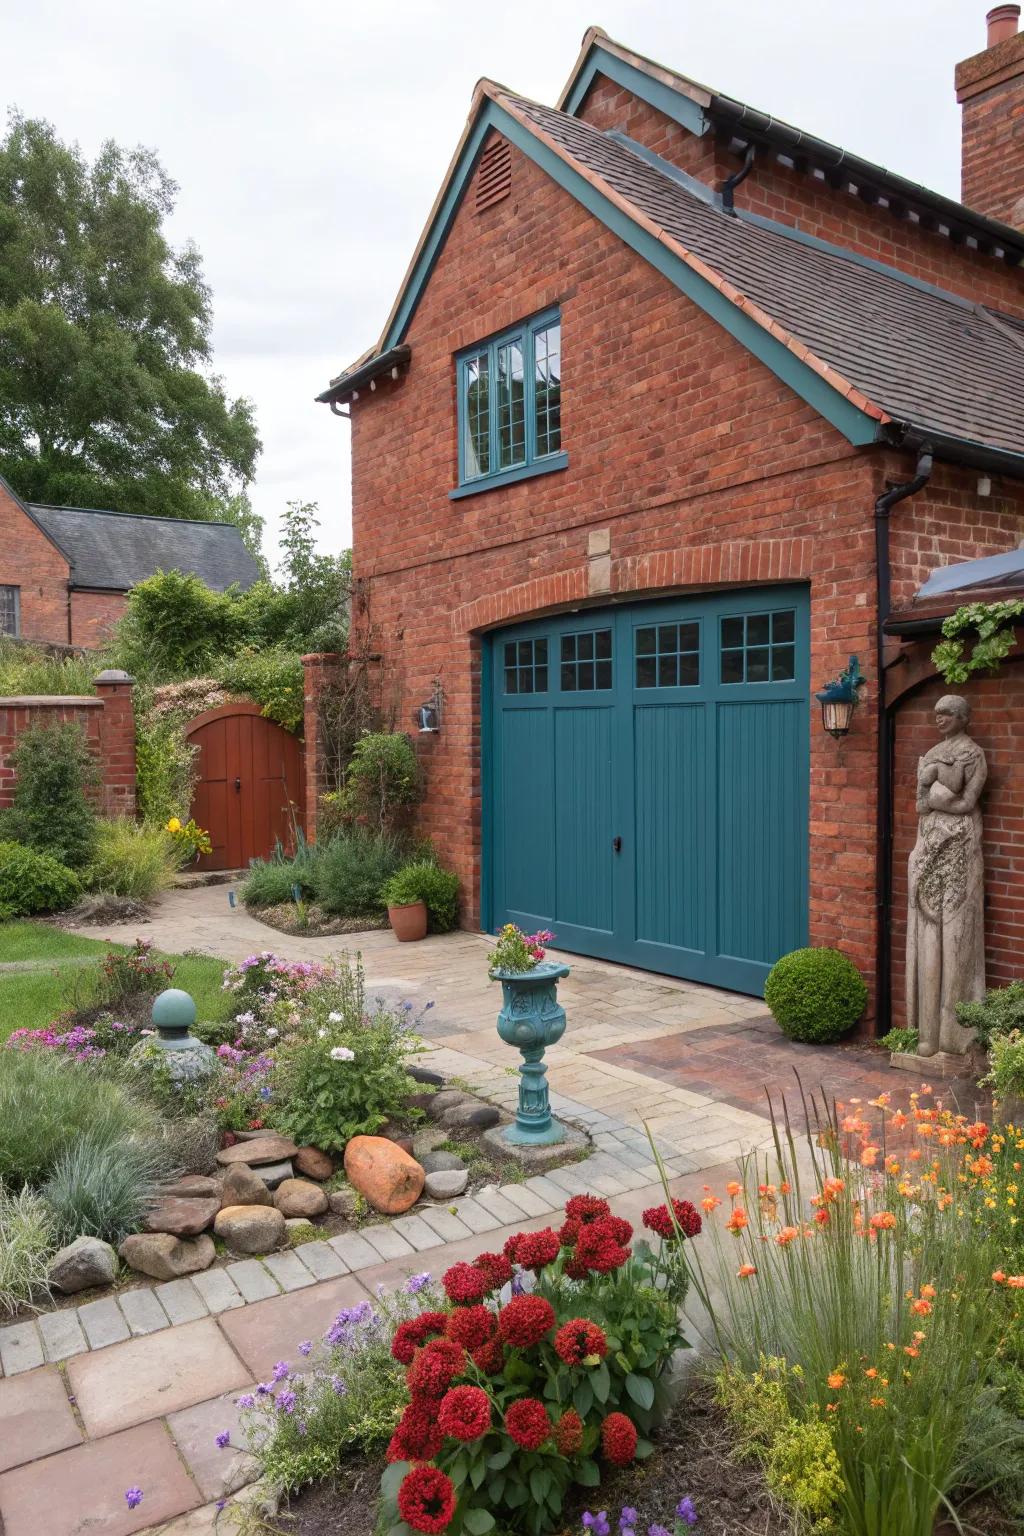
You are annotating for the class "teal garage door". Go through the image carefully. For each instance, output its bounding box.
[484,586,809,995]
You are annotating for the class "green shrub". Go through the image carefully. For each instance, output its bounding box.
[216,648,304,733]
[764,946,867,1043]
[86,818,178,900]
[880,1026,918,1055]
[0,841,81,917]
[984,1030,1024,1105]
[42,1131,166,1245]
[958,980,1024,1050]
[241,835,323,908]
[0,720,97,868]
[340,731,421,833]
[112,570,244,679]
[0,1182,55,1317]
[313,829,408,917]
[763,1414,845,1523]
[0,639,97,698]
[0,1049,160,1188]
[134,708,197,826]
[382,860,460,933]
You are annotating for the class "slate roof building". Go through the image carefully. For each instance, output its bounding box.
[320,13,1024,1030]
[0,474,260,649]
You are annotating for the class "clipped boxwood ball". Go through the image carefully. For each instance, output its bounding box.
[764,947,867,1044]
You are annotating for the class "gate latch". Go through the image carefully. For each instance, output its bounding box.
[612,836,622,853]
[234,777,241,794]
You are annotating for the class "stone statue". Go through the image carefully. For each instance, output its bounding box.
[906,695,986,1058]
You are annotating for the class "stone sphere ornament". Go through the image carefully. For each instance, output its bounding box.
[142,988,216,1086]
[494,961,570,1146]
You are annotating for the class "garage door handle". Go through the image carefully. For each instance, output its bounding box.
[612,836,622,853]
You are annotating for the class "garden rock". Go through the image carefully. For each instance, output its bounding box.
[254,1160,293,1189]
[328,1186,361,1218]
[412,1128,449,1159]
[440,1102,500,1131]
[424,1168,469,1200]
[161,1175,220,1199]
[273,1179,329,1218]
[48,1236,118,1294]
[216,1135,298,1168]
[221,1164,273,1208]
[119,1232,216,1280]
[408,1065,445,1087]
[376,1119,416,1157]
[214,1205,286,1254]
[343,1135,425,1214]
[406,1092,440,1115]
[143,1195,220,1237]
[294,1146,334,1180]
[426,1090,472,1120]
[420,1150,467,1175]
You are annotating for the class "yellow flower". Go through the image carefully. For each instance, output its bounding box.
[166,817,182,833]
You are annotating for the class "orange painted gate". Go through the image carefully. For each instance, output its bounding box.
[186,703,304,870]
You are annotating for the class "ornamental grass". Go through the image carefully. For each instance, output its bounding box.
[665,1087,1022,1536]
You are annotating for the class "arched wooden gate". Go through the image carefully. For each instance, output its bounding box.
[186,703,304,870]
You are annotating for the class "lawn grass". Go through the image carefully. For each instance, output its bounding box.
[0,922,234,1039]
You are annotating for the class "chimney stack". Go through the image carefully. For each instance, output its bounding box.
[956,7,1024,225]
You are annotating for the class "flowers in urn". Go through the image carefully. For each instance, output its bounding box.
[489,923,555,977]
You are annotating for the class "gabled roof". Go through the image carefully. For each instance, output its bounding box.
[27,503,262,593]
[321,37,1024,474]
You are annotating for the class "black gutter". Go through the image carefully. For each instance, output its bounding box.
[721,143,755,214]
[874,443,933,1036]
[708,94,1024,265]
[317,344,411,405]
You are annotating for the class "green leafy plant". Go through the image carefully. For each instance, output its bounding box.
[489,923,555,976]
[0,1181,54,1317]
[42,1130,166,1245]
[86,817,178,899]
[932,599,1024,684]
[763,1412,845,1524]
[163,816,212,864]
[0,639,97,697]
[0,840,81,917]
[763,947,867,1044]
[216,647,305,732]
[0,720,97,868]
[313,829,408,917]
[879,1025,918,1055]
[113,570,247,679]
[93,937,175,1007]
[133,706,198,827]
[240,834,324,908]
[383,861,460,933]
[958,979,1024,1049]
[984,1030,1024,1105]
[340,732,421,833]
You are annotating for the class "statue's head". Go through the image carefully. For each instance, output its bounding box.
[935,695,970,738]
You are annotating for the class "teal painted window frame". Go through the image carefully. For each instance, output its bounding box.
[453,309,564,496]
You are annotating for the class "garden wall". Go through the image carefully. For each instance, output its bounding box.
[890,658,1024,1026]
[0,670,137,819]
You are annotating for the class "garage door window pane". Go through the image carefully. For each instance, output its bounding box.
[720,609,797,684]
[635,621,700,688]
[504,637,548,693]
[561,629,612,690]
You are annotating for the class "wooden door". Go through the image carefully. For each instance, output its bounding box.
[186,703,305,870]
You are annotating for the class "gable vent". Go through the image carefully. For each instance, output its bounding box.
[475,137,512,212]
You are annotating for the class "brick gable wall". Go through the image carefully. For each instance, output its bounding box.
[70,590,128,648]
[0,481,71,644]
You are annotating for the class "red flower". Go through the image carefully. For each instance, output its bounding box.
[497,1293,556,1348]
[445,1305,496,1352]
[407,1338,466,1399]
[554,1318,608,1366]
[397,1465,457,1533]
[511,1227,561,1271]
[601,1412,638,1466]
[438,1384,492,1442]
[503,1232,525,1262]
[442,1262,490,1306]
[554,1408,584,1455]
[575,1217,631,1273]
[387,1401,444,1462]
[475,1251,514,1290]
[471,1334,506,1376]
[391,1312,449,1365]
[505,1397,551,1451]
[564,1195,611,1224]
[563,1256,590,1281]
[558,1216,583,1248]
[642,1199,703,1241]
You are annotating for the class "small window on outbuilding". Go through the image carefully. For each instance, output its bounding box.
[454,310,565,496]
[0,586,20,637]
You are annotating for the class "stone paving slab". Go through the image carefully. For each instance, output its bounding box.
[120,1288,171,1337]
[0,1418,200,1536]
[0,1320,43,1376]
[386,1213,445,1251]
[217,1273,371,1380]
[191,1270,244,1314]
[361,1223,416,1260]
[0,1364,81,1472]
[296,1240,347,1282]
[38,1306,88,1362]
[327,1230,377,1268]
[262,1250,315,1291]
[417,1206,473,1243]
[226,1260,281,1303]
[66,1318,251,1439]
[166,1391,259,1501]
[79,1296,131,1350]
[155,1280,209,1327]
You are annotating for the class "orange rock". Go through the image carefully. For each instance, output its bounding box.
[343,1135,425,1214]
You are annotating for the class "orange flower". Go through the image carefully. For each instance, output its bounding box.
[869,1211,897,1232]
[890,1111,908,1131]
[910,1299,932,1317]
[1008,1276,1024,1289]
[912,1331,926,1344]
[908,1149,923,1162]
[779,1181,792,1195]
[701,1195,722,1214]
[868,1093,891,1109]
[861,1145,881,1168]
[725,1207,748,1234]
[870,1396,887,1409]
[776,1225,800,1247]
[726,1181,742,1199]
[737,1264,757,1279]
[814,1208,831,1227]
[826,1402,839,1413]
[992,1271,1007,1285]
[903,1345,919,1357]
[827,1371,847,1390]
[919,1284,936,1300]
[864,1367,878,1379]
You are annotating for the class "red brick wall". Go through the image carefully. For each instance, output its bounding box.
[577,75,1024,316]
[890,663,1024,1025]
[0,677,136,819]
[0,482,71,644]
[956,30,1024,227]
[70,590,127,648]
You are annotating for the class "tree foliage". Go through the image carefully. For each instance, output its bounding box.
[0,111,259,518]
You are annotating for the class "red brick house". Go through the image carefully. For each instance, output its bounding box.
[0,473,260,649]
[319,13,1024,1029]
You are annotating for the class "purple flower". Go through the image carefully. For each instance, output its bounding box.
[125,1488,144,1510]
[236,1394,255,1409]
[298,1340,312,1357]
[275,1389,297,1414]
[620,1512,638,1530]
[255,1383,272,1397]
[297,1420,308,1436]
[676,1498,698,1527]
[215,1431,231,1448]
[582,1515,611,1536]
[647,1527,672,1536]
[272,1360,290,1382]
[330,1375,347,1396]
[403,1271,432,1295]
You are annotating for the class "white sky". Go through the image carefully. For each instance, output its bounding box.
[3,0,990,570]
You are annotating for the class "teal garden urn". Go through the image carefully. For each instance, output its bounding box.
[146,988,216,1085]
[494,962,570,1145]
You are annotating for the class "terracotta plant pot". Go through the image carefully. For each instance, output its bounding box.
[388,900,427,942]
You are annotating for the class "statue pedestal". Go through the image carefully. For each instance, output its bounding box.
[890,1049,974,1080]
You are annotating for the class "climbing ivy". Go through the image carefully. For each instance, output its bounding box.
[931,599,1024,684]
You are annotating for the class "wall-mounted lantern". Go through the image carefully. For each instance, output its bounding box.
[414,680,444,734]
[815,655,866,739]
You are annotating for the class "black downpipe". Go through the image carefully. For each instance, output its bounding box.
[874,444,933,1034]
[721,144,755,214]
